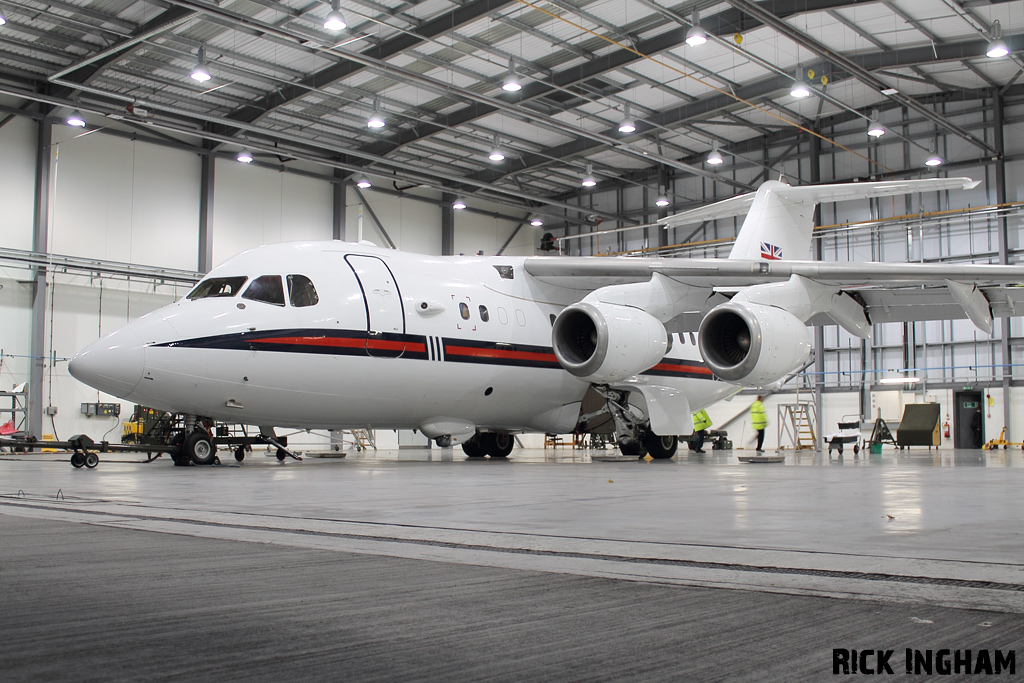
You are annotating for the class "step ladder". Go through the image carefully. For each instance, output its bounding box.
[350,428,376,451]
[778,403,818,451]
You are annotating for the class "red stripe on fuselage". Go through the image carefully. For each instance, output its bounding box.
[251,336,425,353]
[648,362,713,375]
[445,345,558,363]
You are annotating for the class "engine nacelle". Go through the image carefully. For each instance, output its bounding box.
[552,301,668,383]
[697,302,811,387]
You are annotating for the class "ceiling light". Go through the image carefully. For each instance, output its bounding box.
[367,97,385,129]
[356,176,372,189]
[323,0,346,31]
[66,109,85,127]
[706,141,724,165]
[530,216,544,227]
[867,112,885,138]
[790,66,810,98]
[879,376,920,385]
[655,186,670,207]
[618,104,636,134]
[685,9,707,47]
[236,149,253,163]
[0,8,7,25]
[581,163,597,187]
[987,20,1008,59]
[190,47,212,83]
[924,151,943,167]
[452,197,467,210]
[502,57,522,92]
[488,135,505,162]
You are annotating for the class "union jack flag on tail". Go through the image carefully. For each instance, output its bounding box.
[760,242,782,260]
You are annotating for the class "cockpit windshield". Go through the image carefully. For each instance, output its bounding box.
[187,276,248,300]
[287,274,319,307]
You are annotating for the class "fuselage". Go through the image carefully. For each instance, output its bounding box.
[69,241,736,435]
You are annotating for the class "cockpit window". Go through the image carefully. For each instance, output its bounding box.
[287,274,319,308]
[187,276,248,300]
[242,275,285,306]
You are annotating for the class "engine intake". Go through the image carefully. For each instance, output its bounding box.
[552,302,668,383]
[698,301,811,387]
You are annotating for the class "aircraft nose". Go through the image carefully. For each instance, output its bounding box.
[69,326,146,397]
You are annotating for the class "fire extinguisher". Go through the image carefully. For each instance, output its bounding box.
[943,419,950,439]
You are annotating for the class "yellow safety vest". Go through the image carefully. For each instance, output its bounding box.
[692,409,712,431]
[750,400,767,429]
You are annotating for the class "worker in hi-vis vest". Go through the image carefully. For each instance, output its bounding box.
[692,409,712,453]
[750,396,768,453]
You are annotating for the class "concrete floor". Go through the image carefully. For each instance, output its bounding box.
[2,446,1023,680]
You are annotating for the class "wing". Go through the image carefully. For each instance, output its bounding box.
[525,256,1024,332]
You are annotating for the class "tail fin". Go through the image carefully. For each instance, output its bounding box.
[659,177,980,261]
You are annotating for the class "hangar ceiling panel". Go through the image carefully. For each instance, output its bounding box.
[0,0,1017,227]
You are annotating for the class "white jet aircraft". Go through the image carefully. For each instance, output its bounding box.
[70,177,1024,465]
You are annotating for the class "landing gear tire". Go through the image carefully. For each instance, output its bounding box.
[619,438,647,457]
[84,452,99,469]
[435,435,452,448]
[235,447,245,462]
[461,436,486,458]
[485,433,514,458]
[276,448,287,462]
[644,433,677,459]
[185,431,216,466]
[170,432,189,466]
[70,452,85,468]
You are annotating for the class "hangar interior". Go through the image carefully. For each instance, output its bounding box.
[0,0,1023,452]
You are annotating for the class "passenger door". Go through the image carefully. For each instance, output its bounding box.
[345,254,406,358]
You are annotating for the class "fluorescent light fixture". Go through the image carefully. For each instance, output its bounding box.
[685,9,707,47]
[706,141,724,165]
[987,20,1008,59]
[367,97,385,128]
[530,216,544,227]
[66,109,86,127]
[581,163,597,187]
[924,151,943,167]
[618,104,636,134]
[502,57,522,92]
[655,185,669,207]
[356,176,372,189]
[879,376,920,385]
[452,197,467,210]
[880,87,899,96]
[324,0,346,31]
[790,66,810,98]
[236,149,253,163]
[190,47,212,83]
[488,135,505,162]
[0,8,7,25]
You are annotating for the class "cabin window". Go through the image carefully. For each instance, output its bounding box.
[689,332,697,345]
[187,276,248,300]
[497,307,509,325]
[287,274,319,307]
[479,305,490,322]
[549,314,556,326]
[515,309,527,327]
[459,303,470,320]
[242,275,285,306]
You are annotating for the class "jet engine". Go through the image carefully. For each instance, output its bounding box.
[552,301,668,383]
[697,301,811,387]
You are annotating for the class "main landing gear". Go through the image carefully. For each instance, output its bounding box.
[594,385,677,459]
[461,432,514,458]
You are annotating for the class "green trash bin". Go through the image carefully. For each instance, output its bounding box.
[869,443,883,455]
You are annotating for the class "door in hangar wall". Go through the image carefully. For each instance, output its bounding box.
[953,390,983,449]
[345,254,406,358]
